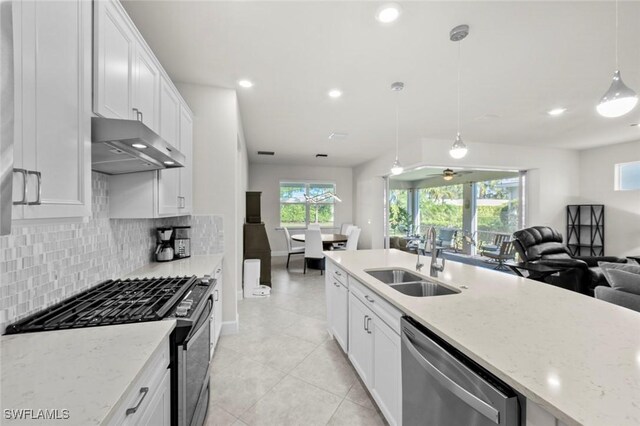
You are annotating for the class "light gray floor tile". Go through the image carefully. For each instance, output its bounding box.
[204,404,238,426]
[290,340,357,397]
[345,378,376,411]
[211,346,242,374]
[282,316,331,345]
[242,333,319,373]
[239,375,343,426]
[327,399,387,426]
[210,355,285,417]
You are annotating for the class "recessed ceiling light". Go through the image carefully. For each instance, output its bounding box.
[163,161,175,165]
[328,89,342,98]
[132,143,147,149]
[238,79,254,88]
[547,107,567,116]
[376,3,401,23]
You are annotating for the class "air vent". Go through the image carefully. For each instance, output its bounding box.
[109,148,125,155]
[257,151,275,156]
[316,154,328,158]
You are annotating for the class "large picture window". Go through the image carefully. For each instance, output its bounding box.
[280,182,337,227]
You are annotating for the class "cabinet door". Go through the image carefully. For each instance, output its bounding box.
[371,317,402,426]
[18,0,91,219]
[94,0,135,120]
[329,280,349,352]
[178,106,193,214]
[133,46,160,132]
[348,293,373,386]
[138,369,171,426]
[214,277,223,344]
[157,78,180,216]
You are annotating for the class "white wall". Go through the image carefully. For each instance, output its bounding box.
[354,137,581,249]
[248,164,354,255]
[177,83,248,330]
[578,140,640,257]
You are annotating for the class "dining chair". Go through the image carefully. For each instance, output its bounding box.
[304,229,324,274]
[340,223,353,235]
[483,241,517,270]
[307,223,321,230]
[283,227,304,269]
[345,228,361,250]
[333,225,356,249]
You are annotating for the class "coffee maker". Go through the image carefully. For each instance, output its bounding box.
[172,226,191,259]
[156,227,174,262]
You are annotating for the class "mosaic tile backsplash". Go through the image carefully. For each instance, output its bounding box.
[0,172,223,333]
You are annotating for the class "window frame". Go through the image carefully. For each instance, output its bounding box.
[615,160,640,191]
[279,180,337,228]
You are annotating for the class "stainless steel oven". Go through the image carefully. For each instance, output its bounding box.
[176,293,213,426]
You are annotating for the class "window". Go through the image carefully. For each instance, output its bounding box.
[615,161,640,191]
[280,182,336,227]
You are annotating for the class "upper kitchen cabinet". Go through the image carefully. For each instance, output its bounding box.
[179,105,193,214]
[133,46,160,132]
[11,0,91,220]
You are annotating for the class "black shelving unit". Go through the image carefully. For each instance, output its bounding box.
[566,204,605,256]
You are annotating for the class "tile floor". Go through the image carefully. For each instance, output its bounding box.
[206,257,388,426]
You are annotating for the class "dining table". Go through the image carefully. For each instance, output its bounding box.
[291,233,348,250]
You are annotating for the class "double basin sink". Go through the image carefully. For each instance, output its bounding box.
[365,269,460,297]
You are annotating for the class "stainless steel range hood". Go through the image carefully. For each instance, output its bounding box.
[91,117,185,175]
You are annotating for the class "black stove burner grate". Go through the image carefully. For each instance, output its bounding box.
[4,276,197,334]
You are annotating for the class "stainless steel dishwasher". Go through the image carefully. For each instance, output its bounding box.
[401,317,520,426]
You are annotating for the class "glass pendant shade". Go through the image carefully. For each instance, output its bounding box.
[597,70,638,118]
[390,159,404,175]
[449,133,468,159]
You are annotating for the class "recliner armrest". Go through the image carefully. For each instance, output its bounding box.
[537,258,589,270]
[574,256,627,267]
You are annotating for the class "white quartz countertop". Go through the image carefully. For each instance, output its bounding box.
[324,249,640,426]
[124,254,224,279]
[0,320,176,425]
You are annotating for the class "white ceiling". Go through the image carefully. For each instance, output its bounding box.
[122,1,640,167]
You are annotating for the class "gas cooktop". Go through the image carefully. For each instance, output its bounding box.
[5,276,198,334]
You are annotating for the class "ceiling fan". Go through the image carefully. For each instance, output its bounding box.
[421,168,473,181]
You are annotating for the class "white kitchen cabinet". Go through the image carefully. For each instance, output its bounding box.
[107,338,170,426]
[328,277,349,352]
[178,106,193,214]
[133,46,160,132]
[156,79,182,216]
[371,315,402,426]
[11,0,91,220]
[526,400,569,426]
[348,292,374,387]
[210,265,223,358]
[93,0,136,120]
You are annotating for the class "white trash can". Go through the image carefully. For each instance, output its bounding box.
[244,259,270,298]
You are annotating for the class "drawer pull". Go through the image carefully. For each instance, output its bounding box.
[366,316,372,334]
[363,314,368,331]
[365,295,374,303]
[335,271,342,276]
[126,387,149,415]
[333,282,340,287]
[12,168,28,205]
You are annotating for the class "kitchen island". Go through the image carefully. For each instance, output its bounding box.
[324,249,640,426]
[0,320,175,425]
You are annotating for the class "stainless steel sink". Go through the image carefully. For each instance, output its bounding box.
[389,281,460,297]
[365,268,460,297]
[365,269,424,284]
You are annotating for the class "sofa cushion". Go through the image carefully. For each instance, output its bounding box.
[599,262,640,296]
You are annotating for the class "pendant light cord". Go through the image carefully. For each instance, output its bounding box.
[457,40,462,134]
[395,91,400,161]
[615,0,619,69]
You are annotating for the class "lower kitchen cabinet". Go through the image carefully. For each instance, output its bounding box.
[348,293,374,386]
[137,369,171,426]
[371,315,402,426]
[327,276,349,352]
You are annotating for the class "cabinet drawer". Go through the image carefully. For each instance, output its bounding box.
[349,277,402,335]
[327,262,347,286]
[106,338,170,426]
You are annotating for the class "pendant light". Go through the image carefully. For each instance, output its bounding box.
[390,81,404,175]
[597,0,638,118]
[449,25,469,159]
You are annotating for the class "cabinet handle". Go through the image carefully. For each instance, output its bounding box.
[335,271,342,276]
[364,295,374,303]
[333,282,340,288]
[27,171,41,205]
[132,107,139,120]
[137,110,144,122]
[214,289,219,302]
[12,168,28,205]
[125,387,149,415]
[366,316,372,334]
[363,315,368,332]
[182,197,186,208]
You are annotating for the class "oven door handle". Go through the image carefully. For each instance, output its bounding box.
[183,298,213,349]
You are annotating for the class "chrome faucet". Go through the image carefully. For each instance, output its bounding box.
[416,250,424,272]
[427,227,446,277]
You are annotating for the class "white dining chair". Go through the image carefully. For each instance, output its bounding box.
[307,223,321,230]
[304,229,324,274]
[283,227,304,269]
[340,223,353,235]
[345,227,361,250]
[333,224,355,249]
